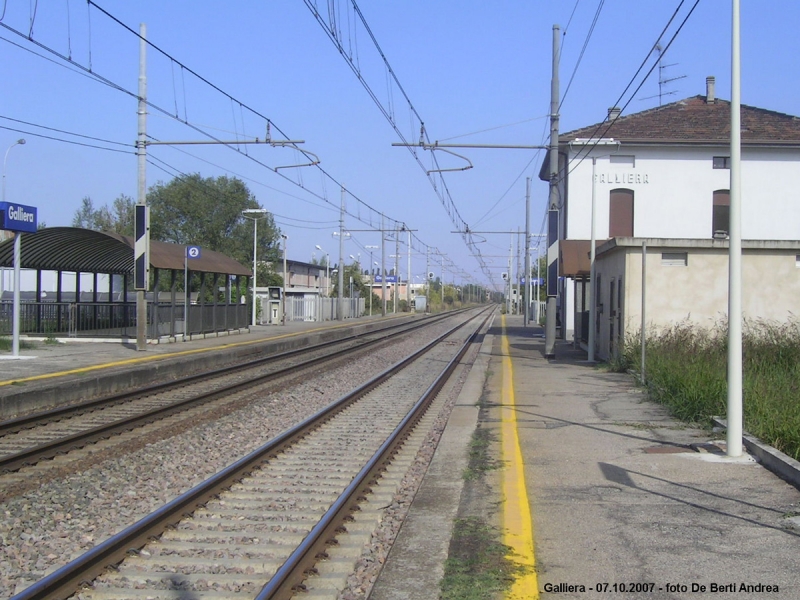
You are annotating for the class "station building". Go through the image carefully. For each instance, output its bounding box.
[541,76,800,360]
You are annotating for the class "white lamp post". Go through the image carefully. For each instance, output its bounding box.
[570,138,618,362]
[2,139,25,203]
[315,244,329,297]
[2,139,25,297]
[242,208,268,327]
[3,139,26,357]
[281,234,287,325]
[365,245,378,316]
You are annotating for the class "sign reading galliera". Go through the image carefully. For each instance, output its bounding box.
[0,202,38,233]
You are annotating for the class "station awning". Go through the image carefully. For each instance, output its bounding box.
[0,227,251,276]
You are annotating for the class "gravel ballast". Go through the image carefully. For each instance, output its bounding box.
[1,318,464,597]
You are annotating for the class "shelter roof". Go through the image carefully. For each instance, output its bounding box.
[0,227,251,276]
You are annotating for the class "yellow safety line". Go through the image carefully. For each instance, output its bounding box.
[500,314,538,599]
[0,320,368,388]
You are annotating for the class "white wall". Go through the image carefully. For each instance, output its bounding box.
[565,146,800,241]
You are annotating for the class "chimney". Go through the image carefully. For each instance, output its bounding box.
[706,76,716,104]
[607,107,621,121]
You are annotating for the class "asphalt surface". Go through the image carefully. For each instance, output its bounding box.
[371,314,800,600]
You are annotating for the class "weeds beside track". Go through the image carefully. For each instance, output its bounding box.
[612,319,800,461]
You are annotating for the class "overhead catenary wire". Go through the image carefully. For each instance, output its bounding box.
[304,0,491,282]
[566,0,696,174]
[0,123,133,154]
[3,3,456,272]
[558,0,606,112]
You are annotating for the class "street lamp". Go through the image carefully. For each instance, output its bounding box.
[570,138,618,362]
[365,245,378,316]
[2,139,26,297]
[281,234,287,325]
[315,244,329,297]
[242,208,268,327]
[2,139,25,204]
[3,138,25,357]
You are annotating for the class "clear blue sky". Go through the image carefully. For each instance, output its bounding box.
[2,1,798,290]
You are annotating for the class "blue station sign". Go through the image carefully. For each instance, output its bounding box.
[0,202,38,233]
[374,275,399,283]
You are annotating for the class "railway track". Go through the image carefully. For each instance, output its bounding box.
[0,312,460,475]
[12,307,492,600]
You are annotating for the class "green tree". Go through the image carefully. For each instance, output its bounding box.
[147,174,281,269]
[331,262,369,298]
[72,195,135,235]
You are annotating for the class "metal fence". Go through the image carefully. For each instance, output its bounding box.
[284,297,365,323]
[0,301,249,339]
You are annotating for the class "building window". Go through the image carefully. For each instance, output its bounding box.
[712,189,730,237]
[610,155,635,167]
[609,189,634,237]
[713,156,730,169]
[661,252,688,266]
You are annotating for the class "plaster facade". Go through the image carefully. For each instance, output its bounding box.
[591,239,800,361]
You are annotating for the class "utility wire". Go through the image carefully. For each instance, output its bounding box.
[304,0,490,281]
[0,124,133,154]
[566,0,695,174]
[3,4,443,268]
[559,0,605,111]
[1,114,130,147]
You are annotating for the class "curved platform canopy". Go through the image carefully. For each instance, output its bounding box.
[0,227,251,277]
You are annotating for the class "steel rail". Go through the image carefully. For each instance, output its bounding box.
[257,308,493,599]
[0,312,462,472]
[11,306,491,600]
[0,313,450,436]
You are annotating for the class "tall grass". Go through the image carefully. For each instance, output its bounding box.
[615,319,800,461]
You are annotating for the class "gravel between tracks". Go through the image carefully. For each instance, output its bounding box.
[0,317,464,597]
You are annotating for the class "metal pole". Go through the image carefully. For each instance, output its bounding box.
[282,234,287,325]
[508,234,513,315]
[727,0,743,458]
[535,244,540,323]
[136,23,148,351]
[363,244,377,317]
[545,24,560,358]
[407,228,412,309]
[252,217,258,326]
[183,255,188,342]
[426,248,430,312]
[524,178,531,326]
[11,233,21,356]
[641,241,647,385]
[515,227,521,315]
[368,256,372,316]
[441,255,445,306]
[394,229,399,314]
[381,216,387,317]
[588,156,598,362]
[338,187,345,320]
[2,138,25,308]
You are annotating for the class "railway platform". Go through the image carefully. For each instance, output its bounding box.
[372,313,800,600]
[0,314,409,419]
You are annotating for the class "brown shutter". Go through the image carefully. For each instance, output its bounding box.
[609,189,634,237]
